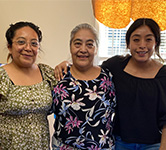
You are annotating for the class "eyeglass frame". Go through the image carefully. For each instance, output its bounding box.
[12,38,40,48]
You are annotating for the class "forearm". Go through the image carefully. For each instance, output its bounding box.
[160,125,166,150]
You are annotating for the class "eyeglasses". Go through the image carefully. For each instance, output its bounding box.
[13,39,40,48]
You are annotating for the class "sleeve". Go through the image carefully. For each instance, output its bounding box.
[103,68,116,100]
[101,55,121,71]
[0,67,11,114]
[38,64,58,115]
[38,63,58,90]
[0,67,10,98]
[158,76,166,130]
[101,57,113,70]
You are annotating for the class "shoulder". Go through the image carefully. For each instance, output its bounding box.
[0,66,5,74]
[101,54,131,73]
[38,63,58,86]
[0,66,9,81]
[0,66,11,97]
[157,65,166,78]
[101,55,129,67]
[38,63,54,73]
[101,67,113,77]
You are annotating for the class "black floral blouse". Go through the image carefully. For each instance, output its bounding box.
[51,67,116,150]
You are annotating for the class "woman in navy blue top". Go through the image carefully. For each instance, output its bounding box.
[54,18,166,150]
[52,23,116,150]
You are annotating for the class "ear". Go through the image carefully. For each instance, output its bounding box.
[8,44,12,54]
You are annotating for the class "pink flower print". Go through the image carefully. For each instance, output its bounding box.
[54,84,69,100]
[65,124,73,134]
[109,90,115,97]
[65,116,82,134]
[87,145,101,150]
[100,76,112,92]
[60,145,73,150]
[54,97,59,105]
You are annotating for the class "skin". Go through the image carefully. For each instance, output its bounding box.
[70,29,96,70]
[3,26,42,85]
[128,25,156,63]
[8,26,39,68]
[70,29,100,80]
[54,25,166,149]
[124,25,163,78]
[160,125,166,150]
[125,25,166,149]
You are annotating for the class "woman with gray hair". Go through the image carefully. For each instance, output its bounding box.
[51,23,116,149]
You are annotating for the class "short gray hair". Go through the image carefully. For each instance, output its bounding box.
[70,23,99,47]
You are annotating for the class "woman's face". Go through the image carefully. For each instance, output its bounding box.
[8,26,40,67]
[70,29,97,69]
[128,25,156,63]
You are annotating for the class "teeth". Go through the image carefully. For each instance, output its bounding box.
[137,51,147,54]
[78,56,88,58]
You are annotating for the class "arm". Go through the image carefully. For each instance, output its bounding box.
[54,61,70,81]
[160,125,166,150]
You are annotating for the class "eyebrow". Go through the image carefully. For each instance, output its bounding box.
[131,34,154,38]
[73,38,94,43]
[16,37,26,40]
[16,37,38,41]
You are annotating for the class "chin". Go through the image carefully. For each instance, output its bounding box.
[21,61,35,67]
[136,58,150,63]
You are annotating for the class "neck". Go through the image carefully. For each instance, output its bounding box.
[70,65,101,80]
[124,57,163,78]
[4,61,42,85]
[130,57,155,69]
[9,61,37,73]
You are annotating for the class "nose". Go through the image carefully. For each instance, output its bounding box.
[80,44,87,53]
[139,40,146,49]
[24,42,32,50]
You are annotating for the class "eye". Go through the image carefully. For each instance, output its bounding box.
[31,41,39,47]
[86,43,94,48]
[133,39,140,42]
[74,42,82,48]
[16,40,26,45]
[146,38,153,42]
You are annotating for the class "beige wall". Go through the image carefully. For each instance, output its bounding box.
[0,0,95,67]
[0,0,95,148]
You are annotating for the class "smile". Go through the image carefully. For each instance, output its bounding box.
[22,54,33,57]
[77,55,88,58]
[136,51,148,54]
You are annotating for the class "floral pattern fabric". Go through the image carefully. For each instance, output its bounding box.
[0,64,57,150]
[52,67,116,150]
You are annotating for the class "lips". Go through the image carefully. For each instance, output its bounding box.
[77,55,88,58]
[136,51,148,54]
[21,54,33,57]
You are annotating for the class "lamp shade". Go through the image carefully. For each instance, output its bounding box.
[92,0,166,31]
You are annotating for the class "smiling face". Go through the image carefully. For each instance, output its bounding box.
[128,25,156,63]
[70,29,97,70]
[8,26,40,68]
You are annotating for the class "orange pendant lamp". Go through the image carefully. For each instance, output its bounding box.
[92,0,166,31]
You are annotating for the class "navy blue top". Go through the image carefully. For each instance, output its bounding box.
[52,66,116,149]
[101,55,166,144]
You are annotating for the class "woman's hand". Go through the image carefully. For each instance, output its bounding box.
[54,61,70,80]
